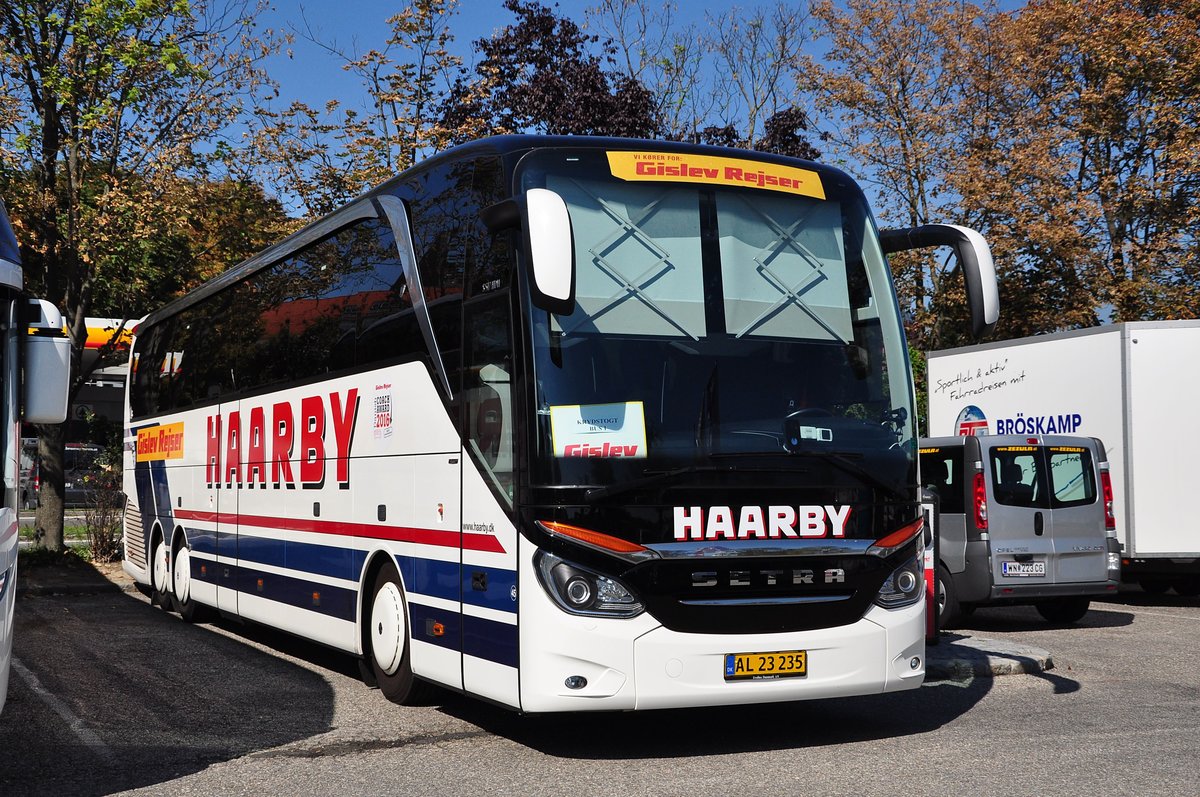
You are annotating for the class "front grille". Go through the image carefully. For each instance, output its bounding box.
[625,554,892,634]
[123,499,145,569]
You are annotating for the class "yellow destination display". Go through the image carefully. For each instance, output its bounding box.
[724,650,808,680]
[136,422,185,462]
[607,151,826,199]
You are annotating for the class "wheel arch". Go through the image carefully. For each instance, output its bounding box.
[357,547,407,657]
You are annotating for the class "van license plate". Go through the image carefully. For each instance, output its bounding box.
[724,650,807,681]
[1002,561,1046,577]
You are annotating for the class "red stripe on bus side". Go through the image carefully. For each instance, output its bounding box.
[173,509,506,554]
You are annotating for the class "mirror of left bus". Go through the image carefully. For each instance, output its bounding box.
[21,298,70,424]
[524,188,576,316]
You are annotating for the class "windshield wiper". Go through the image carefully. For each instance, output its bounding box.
[780,448,908,501]
[584,465,737,503]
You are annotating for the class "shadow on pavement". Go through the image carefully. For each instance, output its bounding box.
[436,674,994,759]
[1,584,336,797]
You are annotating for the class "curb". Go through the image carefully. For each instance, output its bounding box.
[926,635,1054,679]
[17,580,140,598]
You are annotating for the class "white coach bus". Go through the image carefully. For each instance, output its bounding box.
[0,200,70,713]
[122,136,997,711]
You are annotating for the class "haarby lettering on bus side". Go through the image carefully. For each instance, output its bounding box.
[136,422,185,461]
[205,388,359,489]
[673,505,853,541]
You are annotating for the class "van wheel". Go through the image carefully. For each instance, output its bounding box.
[1036,597,1090,624]
[365,562,437,705]
[1171,577,1200,597]
[937,565,961,630]
[1139,579,1170,595]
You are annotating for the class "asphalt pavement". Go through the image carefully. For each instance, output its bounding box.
[14,556,1053,682]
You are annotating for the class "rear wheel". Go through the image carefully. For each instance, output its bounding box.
[1036,597,1090,624]
[365,562,436,705]
[171,541,211,622]
[151,538,172,609]
[1171,577,1200,597]
[937,565,961,630]
[1139,579,1170,595]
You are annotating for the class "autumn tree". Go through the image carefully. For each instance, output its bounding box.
[251,0,475,217]
[955,0,1200,325]
[808,0,997,351]
[0,0,275,550]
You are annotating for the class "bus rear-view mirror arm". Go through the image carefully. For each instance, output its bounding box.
[879,224,999,339]
[481,189,576,316]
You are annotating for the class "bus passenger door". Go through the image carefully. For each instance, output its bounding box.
[459,293,521,707]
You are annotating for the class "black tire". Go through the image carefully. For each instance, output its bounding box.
[937,565,961,630]
[1171,577,1200,597]
[1139,579,1171,595]
[150,536,173,609]
[1036,597,1090,624]
[365,562,437,705]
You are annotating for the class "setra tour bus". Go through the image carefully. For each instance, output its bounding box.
[0,199,71,714]
[122,136,998,711]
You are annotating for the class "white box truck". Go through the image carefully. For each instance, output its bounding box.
[927,320,1200,595]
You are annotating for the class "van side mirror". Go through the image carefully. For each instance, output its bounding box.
[481,188,576,316]
[22,298,70,424]
[879,224,999,339]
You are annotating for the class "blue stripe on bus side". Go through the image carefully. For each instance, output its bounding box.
[236,563,357,622]
[397,555,461,604]
[408,602,463,654]
[461,565,518,614]
[237,533,368,582]
[180,532,518,668]
[463,614,519,669]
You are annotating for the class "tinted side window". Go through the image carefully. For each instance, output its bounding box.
[130,321,173,417]
[989,446,1047,508]
[408,161,477,395]
[1048,446,1096,508]
[239,217,409,392]
[919,447,965,514]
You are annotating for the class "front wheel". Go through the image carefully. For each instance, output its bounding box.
[937,565,961,630]
[365,562,436,705]
[1036,597,1090,624]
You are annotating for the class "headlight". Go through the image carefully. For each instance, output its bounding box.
[875,547,923,609]
[535,551,643,618]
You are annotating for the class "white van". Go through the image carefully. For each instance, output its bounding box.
[919,435,1121,626]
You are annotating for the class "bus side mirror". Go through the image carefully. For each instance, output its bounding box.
[879,224,999,339]
[481,189,576,316]
[22,298,70,424]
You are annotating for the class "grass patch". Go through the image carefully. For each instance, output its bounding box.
[17,546,90,568]
[18,523,87,542]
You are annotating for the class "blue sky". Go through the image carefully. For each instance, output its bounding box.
[257,0,717,116]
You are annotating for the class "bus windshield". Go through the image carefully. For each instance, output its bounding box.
[518,148,916,499]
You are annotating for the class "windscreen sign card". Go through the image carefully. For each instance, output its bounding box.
[550,401,647,459]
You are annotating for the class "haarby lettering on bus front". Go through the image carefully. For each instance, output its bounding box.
[673,505,853,541]
[205,388,359,489]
